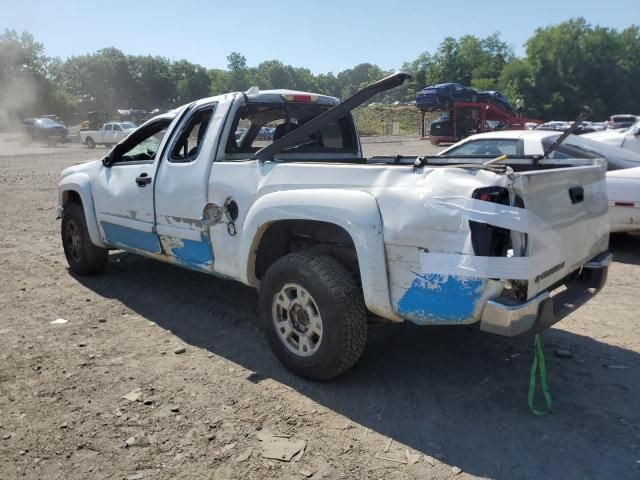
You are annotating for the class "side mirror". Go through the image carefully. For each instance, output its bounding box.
[102,155,114,167]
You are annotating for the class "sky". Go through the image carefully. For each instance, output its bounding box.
[1,0,637,74]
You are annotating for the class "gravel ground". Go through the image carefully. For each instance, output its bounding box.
[0,136,639,480]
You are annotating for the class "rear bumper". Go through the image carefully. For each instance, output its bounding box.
[480,252,612,336]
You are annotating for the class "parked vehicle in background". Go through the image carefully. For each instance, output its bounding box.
[583,121,640,155]
[606,167,640,232]
[416,83,477,111]
[535,121,569,132]
[584,121,608,132]
[476,91,514,114]
[23,117,69,143]
[429,112,477,143]
[41,114,63,123]
[79,122,136,149]
[80,111,110,132]
[536,121,597,135]
[608,114,638,130]
[439,130,640,233]
[255,126,274,140]
[118,109,149,125]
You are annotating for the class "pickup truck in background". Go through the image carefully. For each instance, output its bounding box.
[57,74,611,380]
[79,122,137,149]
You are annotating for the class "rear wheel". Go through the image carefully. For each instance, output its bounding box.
[61,203,108,275]
[85,137,96,149]
[260,252,367,380]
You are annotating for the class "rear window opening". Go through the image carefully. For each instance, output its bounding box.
[224,103,358,160]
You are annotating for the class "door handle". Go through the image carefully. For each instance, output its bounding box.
[136,173,152,187]
[569,186,584,204]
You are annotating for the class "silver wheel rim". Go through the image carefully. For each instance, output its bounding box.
[65,220,82,262]
[272,283,323,357]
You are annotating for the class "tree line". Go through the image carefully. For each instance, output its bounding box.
[1,17,638,125]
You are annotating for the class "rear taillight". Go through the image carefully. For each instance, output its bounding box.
[469,187,511,257]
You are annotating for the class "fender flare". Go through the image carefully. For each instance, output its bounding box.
[240,189,401,321]
[58,173,106,248]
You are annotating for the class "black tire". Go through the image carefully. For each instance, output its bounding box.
[61,203,108,275]
[85,137,96,149]
[260,252,367,380]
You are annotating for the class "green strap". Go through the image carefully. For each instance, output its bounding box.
[528,334,553,416]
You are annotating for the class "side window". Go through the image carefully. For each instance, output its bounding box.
[225,103,357,158]
[111,120,171,164]
[170,106,215,163]
[443,139,519,157]
[547,149,571,160]
[113,124,122,131]
[543,140,601,161]
[105,124,112,131]
[119,128,168,162]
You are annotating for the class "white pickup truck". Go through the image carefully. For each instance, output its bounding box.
[58,74,611,379]
[79,122,137,149]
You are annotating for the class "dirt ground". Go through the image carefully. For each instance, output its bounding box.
[0,135,639,480]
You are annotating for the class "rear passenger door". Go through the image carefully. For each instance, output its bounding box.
[154,103,217,270]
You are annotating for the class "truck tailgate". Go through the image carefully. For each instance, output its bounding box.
[512,165,609,299]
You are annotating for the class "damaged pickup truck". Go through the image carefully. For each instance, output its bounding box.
[57,73,611,380]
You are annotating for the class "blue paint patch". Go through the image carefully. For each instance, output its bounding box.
[396,274,485,324]
[167,235,214,270]
[101,222,161,253]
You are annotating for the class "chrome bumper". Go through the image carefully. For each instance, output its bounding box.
[480,252,612,337]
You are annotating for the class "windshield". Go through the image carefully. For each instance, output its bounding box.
[121,122,137,129]
[37,118,59,126]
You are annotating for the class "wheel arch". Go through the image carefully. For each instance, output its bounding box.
[239,189,400,321]
[58,174,106,248]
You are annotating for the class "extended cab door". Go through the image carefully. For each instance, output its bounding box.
[153,103,217,270]
[91,117,172,254]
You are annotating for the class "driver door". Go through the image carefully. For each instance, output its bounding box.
[92,118,171,254]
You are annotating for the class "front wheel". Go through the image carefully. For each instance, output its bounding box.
[61,203,108,275]
[260,252,367,380]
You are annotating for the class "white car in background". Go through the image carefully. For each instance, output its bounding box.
[583,121,640,155]
[606,167,640,232]
[439,130,640,233]
[79,122,137,149]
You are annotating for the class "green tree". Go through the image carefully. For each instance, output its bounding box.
[170,60,210,104]
[226,52,250,91]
